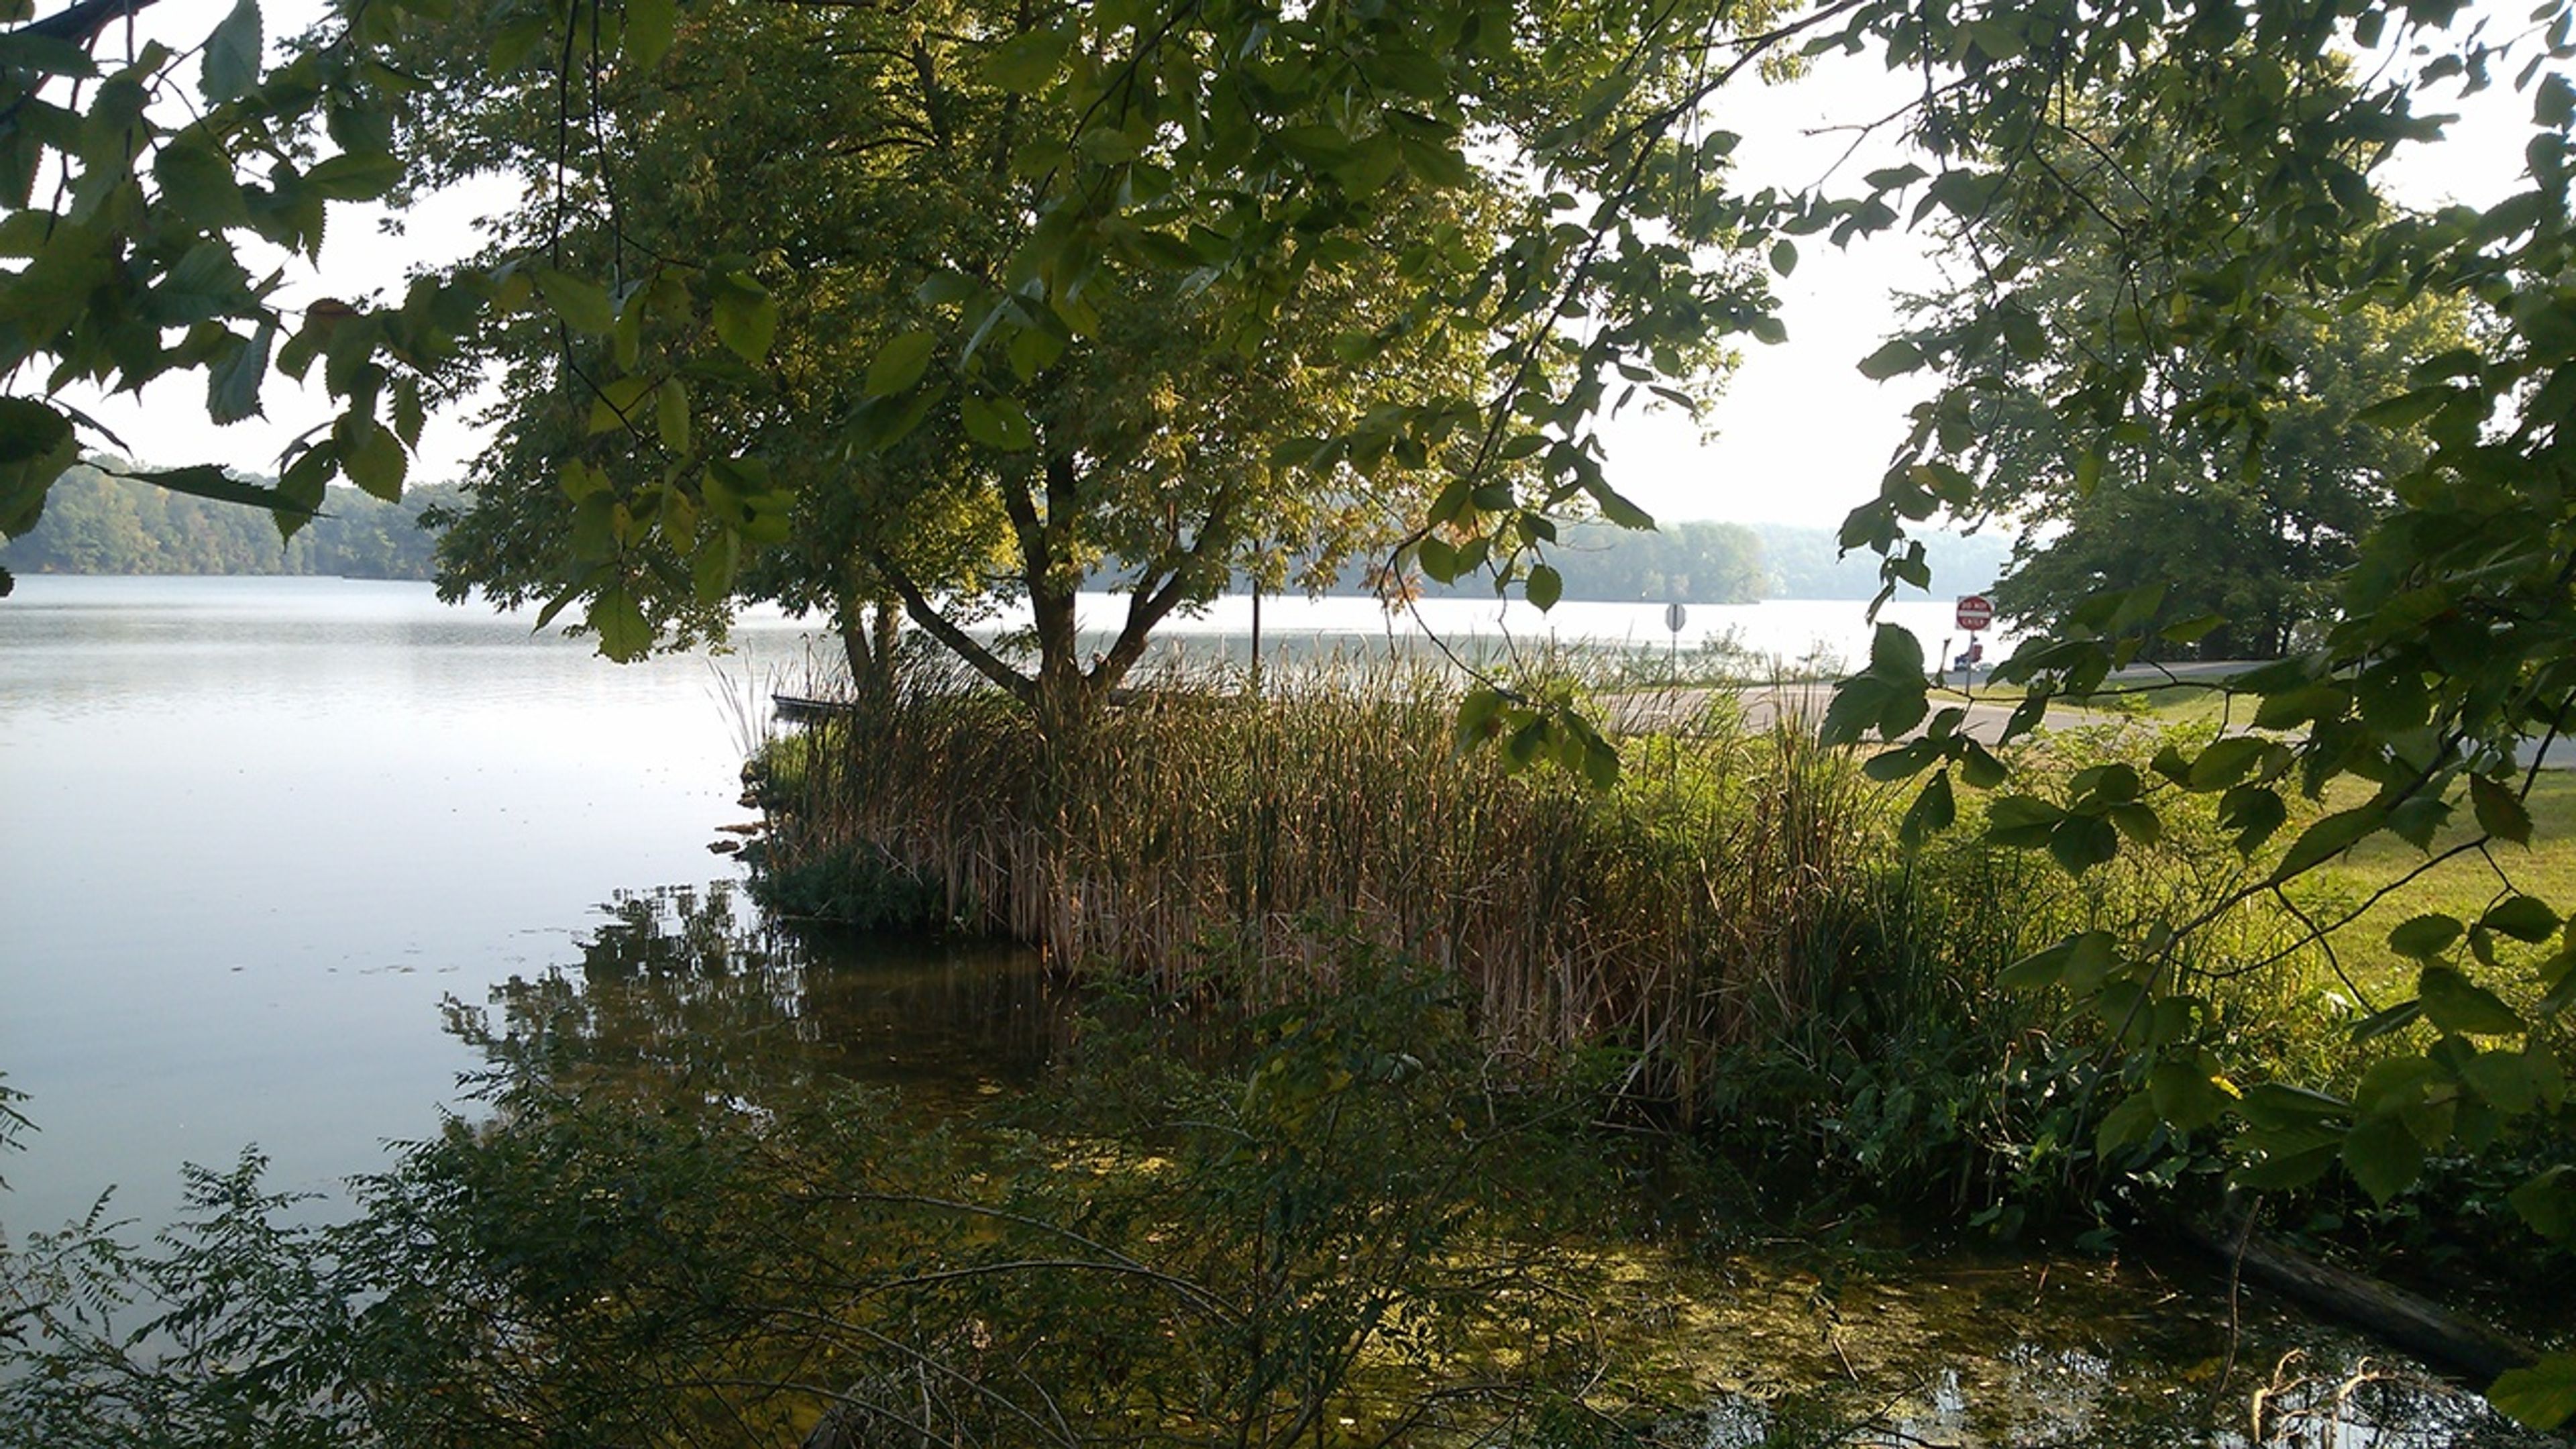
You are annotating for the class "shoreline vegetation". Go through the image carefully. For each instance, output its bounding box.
[745,660,2574,1350]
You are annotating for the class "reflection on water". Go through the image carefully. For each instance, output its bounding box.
[1664,1250,2550,1446]
[447,890,2544,1449]
[461,882,1067,1118]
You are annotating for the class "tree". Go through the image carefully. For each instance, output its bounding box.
[398,0,1760,735]
[1901,230,2471,658]
[406,0,1503,728]
[1821,31,2576,1421]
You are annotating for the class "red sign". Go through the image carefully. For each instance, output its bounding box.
[1955,594,1994,632]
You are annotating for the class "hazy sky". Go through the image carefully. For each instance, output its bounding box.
[54,0,2551,531]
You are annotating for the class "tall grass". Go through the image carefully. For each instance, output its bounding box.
[755,658,1904,1106]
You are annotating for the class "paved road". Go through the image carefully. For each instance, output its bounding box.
[1602,672,2576,767]
[1597,681,2122,744]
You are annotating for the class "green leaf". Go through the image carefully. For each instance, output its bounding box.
[305,150,402,201]
[1524,563,1562,611]
[590,584,655,660]
[1867,622,1925,682]
[2388,794,2451,849]
[2508,1165,2576,1245]
[1984,794,2063,849]
[1898,769,1955,850]
[624,0,676,69]
[2339,1114,2425,1204]
[2418,966,2526,1037]
[692,527,740,604]
[2271,806,2383,881]
[1857,338,1925,380]
[2461,1049,2539,1114]
[2047,813,2121,874]
[1768,238,1796,276]
[865,331,938,398]
[2482,896,2561,944]
[1398,137,1472,188]
[0,397,77,536]
[488,13,551,71]
[201,0,262,103]
[2094,1093,2161,1157]
[711,275,778,363]
[1997,936,2076,991]
[2387,913,2463,961]
[655,377,690,454]
[392,378,425,449]
[2187,736,2270,790]
[154,136,248,225]
[846,384,946,453]
[344,423,407,502]
[207,323,275,425]
[129,464,319,517]
[2150,1058,2226,1132]
[2349,998,2424,1042]
[587,375,656,433]
[537,269,616,335]
[2232,1142,2337,1191]
[982,28,1071,93]
[2473,775,2534,845]
[1959,740,2006,790]
[2106,803,2161,845]
[960,394,1036,451]
[0,31,97,76]
[2237,1082,2349,1129]
[2217,784,2288,854]
[2487,1352,2576,1430]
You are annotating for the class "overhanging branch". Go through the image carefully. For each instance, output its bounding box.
[9,0,160,46]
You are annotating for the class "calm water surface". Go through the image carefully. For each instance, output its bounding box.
[0,576,834,1228]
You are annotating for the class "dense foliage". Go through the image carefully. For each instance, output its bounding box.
[1890,113,2473,659]
[411,0,1577,720]
[0,466,453,578]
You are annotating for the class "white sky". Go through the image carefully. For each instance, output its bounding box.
[52,0,2554,531]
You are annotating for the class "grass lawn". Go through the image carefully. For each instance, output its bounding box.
[2300,772,2576,999]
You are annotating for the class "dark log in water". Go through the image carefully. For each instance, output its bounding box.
[2182,1213,2538,1385]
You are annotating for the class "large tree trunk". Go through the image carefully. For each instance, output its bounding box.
[1028,571,1106,745]
[833,567,903,700]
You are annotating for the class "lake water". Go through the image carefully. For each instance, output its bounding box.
[0,576,2536,1446]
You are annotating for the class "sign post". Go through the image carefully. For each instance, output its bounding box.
[1953,594,1994,678]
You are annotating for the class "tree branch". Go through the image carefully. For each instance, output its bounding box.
[869,551,1034,706]
[9,0,158,46]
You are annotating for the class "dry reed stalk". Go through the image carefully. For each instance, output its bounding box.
[759,658,1896,1106]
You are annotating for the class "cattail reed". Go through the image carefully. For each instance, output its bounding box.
[752,655,1911,1111]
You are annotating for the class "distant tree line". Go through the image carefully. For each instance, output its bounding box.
[1291,521,2006,604]
[0,465,458,580]
[1758,525,2008,602]
[7,468,2011,606]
